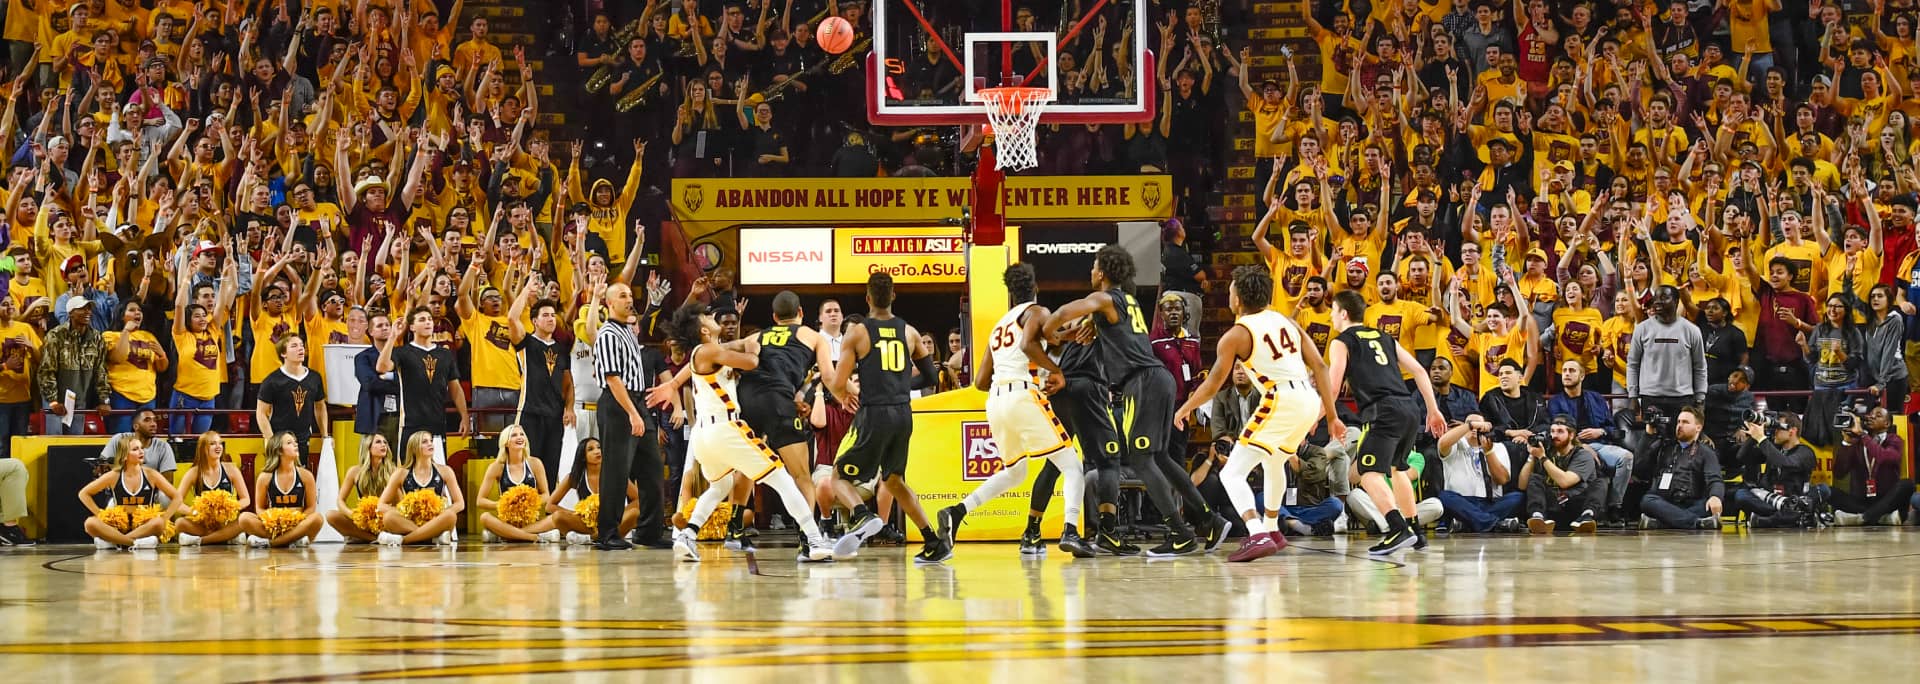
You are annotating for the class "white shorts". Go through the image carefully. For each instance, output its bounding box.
[692,419,781,484]
[1238,385,1321,457]
[985,385,1073,465]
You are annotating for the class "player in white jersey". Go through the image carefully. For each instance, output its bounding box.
[929,264,1096,559]
[663,304,832,563]
[1175,266,1340,562]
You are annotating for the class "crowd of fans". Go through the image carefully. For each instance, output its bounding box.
[1156,0,1920,534]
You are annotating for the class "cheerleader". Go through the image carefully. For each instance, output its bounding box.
[172,431,251,545]
[236,432,324,547]
[376,431,466,546]
[325,433,398,542]
[547,437,639,544]
[476,424,561,543]
[79,435,182,549]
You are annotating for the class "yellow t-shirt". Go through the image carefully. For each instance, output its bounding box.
[9,276,46,311]
[1598,315,1637,388]
[101,330,164,403]
[173,327,224,401]
[306,315,352,384]
[1294,305,1335,353]
[1368,299,1435,378]
[1826,248,1882,308]
[461,313,522,389]
[1468,325,1528,394]
[1729,0,1773,54]
[1763,241,1827,299]
[1518,273,1559,308]
[1264,251,1319,315]
[0,318,40,405]
[1552,306,1606,374]
[1249,100,1287,158]
[250,312,301,384]
[1313,28,1363,96]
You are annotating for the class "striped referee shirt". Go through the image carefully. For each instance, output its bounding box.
[595,320,647,391]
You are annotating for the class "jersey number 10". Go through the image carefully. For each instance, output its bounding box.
[876,339,909,372]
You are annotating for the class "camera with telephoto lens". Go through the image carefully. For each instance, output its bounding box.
[1527,434,1548,451]
[1834,398,1871,432]
[1642,405,1675,436]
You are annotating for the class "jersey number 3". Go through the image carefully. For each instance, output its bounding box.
[1261,329,1299,359]
[876,339,909,372]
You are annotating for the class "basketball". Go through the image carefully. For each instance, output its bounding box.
[817,16,855,54]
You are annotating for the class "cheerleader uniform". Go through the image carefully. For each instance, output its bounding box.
[266,471,309,510]
[112,471,155,507]
[403,466,448,499]
[197,467,236,495]
[498,459,536,492]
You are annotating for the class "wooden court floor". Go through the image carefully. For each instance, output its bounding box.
[3,529,1918,682]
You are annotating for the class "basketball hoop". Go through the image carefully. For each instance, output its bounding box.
[978,86,1052,171]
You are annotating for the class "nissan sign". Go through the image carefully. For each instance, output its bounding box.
[739,228,833,285]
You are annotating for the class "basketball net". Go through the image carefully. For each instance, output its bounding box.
[979,87,1051,172]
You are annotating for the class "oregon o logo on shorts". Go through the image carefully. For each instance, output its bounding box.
[1360,454,1377,467]
[1134,436,1151,450]
[842,463,860,476]
[1104,442,1119,454]
[794,418,804,430]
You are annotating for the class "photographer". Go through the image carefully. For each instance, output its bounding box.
[1549,361,1634,524]
[1519,418,1599,534]
[1632,406,1725,530]
[1479,359,1549,457]
[1829,407,1916,526]
[1703,367,1756,478]
[1435,415,1525,533]
[1727,413,1818,528]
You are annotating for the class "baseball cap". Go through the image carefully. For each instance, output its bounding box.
[1525,247,1549,262]
[193,240,225,258]
[65,297,93,315]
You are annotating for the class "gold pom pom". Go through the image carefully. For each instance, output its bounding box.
[192,490,241,527]
[99,505,133,532]
[497,485,542,528]
[573,494,600,535]
[350,497,383,533]
[260,507,307,538]
[158,519,177,543]
[674,499,734,541]
[398,489,447,524]
[128,504,160,529]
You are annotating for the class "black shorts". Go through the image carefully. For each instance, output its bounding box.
[1054,376,1119,470]
[740,388,810,450]
[834,403,913,481]
[1112,368,1176,468]
[1354,397,1419,475]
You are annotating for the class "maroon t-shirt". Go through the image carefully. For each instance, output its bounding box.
[1754,285,1815,365]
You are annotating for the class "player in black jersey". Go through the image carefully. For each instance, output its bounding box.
[1047,245,1227,558]
[1020,327,1127,555]
[1326,290,1447,556]
[827,273,945,562]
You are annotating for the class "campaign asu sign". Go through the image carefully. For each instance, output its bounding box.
[737,228,832,285]
[671,176,1174,228]
[961,421,1004,481]
[834,227,969,284]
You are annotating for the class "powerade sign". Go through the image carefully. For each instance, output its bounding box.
[1019,223,1119,275]
[1018,222,1160,286]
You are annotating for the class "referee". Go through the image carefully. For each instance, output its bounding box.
[593,283,668,550]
